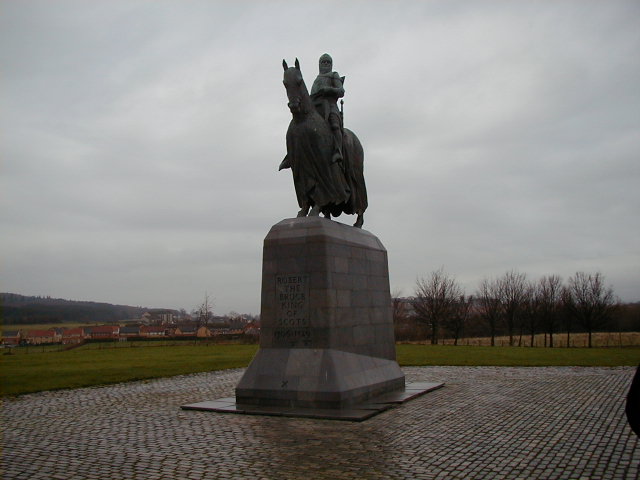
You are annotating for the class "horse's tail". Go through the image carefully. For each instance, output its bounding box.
[343,129,367,215]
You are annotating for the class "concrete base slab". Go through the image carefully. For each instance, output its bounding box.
[235,347,406,409]
[367,382,444,404]
[181,381,444,422]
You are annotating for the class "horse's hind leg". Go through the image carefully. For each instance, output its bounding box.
[354,214,364,228]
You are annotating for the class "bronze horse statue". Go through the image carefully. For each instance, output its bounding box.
[279,58,367,228]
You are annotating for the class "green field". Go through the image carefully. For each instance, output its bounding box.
[2,344,639,397]
[1,344,258,397]
[396,344,640,367]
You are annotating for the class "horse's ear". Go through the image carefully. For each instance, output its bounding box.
[282,59,288,71]
[295,58,300,70]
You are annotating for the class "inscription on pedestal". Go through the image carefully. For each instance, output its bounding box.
[274,274,311,347]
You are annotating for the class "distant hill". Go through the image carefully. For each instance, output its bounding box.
[1,293,154,325]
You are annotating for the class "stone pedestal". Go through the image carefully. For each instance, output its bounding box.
[235,217,405,409]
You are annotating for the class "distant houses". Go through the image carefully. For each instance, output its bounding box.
[174,324,198,337]
[141,309,176,325]
[174,325,213,337]
[244,322,260,336]
[1,319,260,346]
[62,328,85,344]
[119,325,140,338]
[87,325,120,340]
[24,329,61,345]
[140,325,170,337]
[2,330,22,346]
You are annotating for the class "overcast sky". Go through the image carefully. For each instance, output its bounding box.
[2,0,639,314]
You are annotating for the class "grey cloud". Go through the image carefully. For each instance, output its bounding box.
[2,1,639,312]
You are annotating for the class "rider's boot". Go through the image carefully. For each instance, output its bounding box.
[332,129,344,166]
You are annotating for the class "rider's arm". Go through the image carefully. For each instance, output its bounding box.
[316,73,344,98]
[328,72,345,98]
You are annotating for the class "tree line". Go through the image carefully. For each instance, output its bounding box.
[393,269,638,348]
[1,293,150,325]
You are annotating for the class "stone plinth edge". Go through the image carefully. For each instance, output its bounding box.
[235,348,405,409]
[182,381,444,422]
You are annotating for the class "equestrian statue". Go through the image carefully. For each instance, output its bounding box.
[279,55,368,228]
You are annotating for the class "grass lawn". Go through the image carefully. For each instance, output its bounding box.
[1,344,259,397]
[2,343,638,397]
[396,344,640,367]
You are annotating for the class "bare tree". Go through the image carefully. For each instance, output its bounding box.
[560,285,574,347]
[498,270,528,346]
[476,277,502,346]
[521,283,538,347]
[443,295,472,346]
[195,293,214,327]
[391,288,407,325]
[537,275,562,347]
[414,268,462,345]
[564,272,618,348]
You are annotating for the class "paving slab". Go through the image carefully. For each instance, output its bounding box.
[2,366,639,479]
[182,380,443,421]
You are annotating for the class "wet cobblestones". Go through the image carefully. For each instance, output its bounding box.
[1,366,638,479]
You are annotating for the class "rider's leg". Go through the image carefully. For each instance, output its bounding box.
[329,114,343,164]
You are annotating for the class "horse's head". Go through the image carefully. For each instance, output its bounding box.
[282,58,308,114]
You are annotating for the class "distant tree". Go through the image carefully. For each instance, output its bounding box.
[391,292,426,342]
[195,293,214,327]
[560,285,574,347]
[564,272,618,348]
[443,295,472,346]
[537,275,563,347]
[392,295,410,342]
[391,289,409,326]
[392,296,405,322]
[476,277,502,346]
[0,293,147,324]
[391,288,402,315]
[414,268,462,345]
[521,283,538,347]
[498,270,528,347]
[615,303,640,332]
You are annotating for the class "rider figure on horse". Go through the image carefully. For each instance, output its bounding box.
[310,53,345,165]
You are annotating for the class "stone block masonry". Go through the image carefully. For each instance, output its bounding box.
[235,217,405,409]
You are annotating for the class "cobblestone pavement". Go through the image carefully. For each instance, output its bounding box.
[2,366,638,480]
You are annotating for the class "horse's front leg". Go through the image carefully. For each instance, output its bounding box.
[353,214,364,228]
[297,204,310,217]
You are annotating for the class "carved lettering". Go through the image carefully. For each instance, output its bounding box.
[274,274,311,347]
